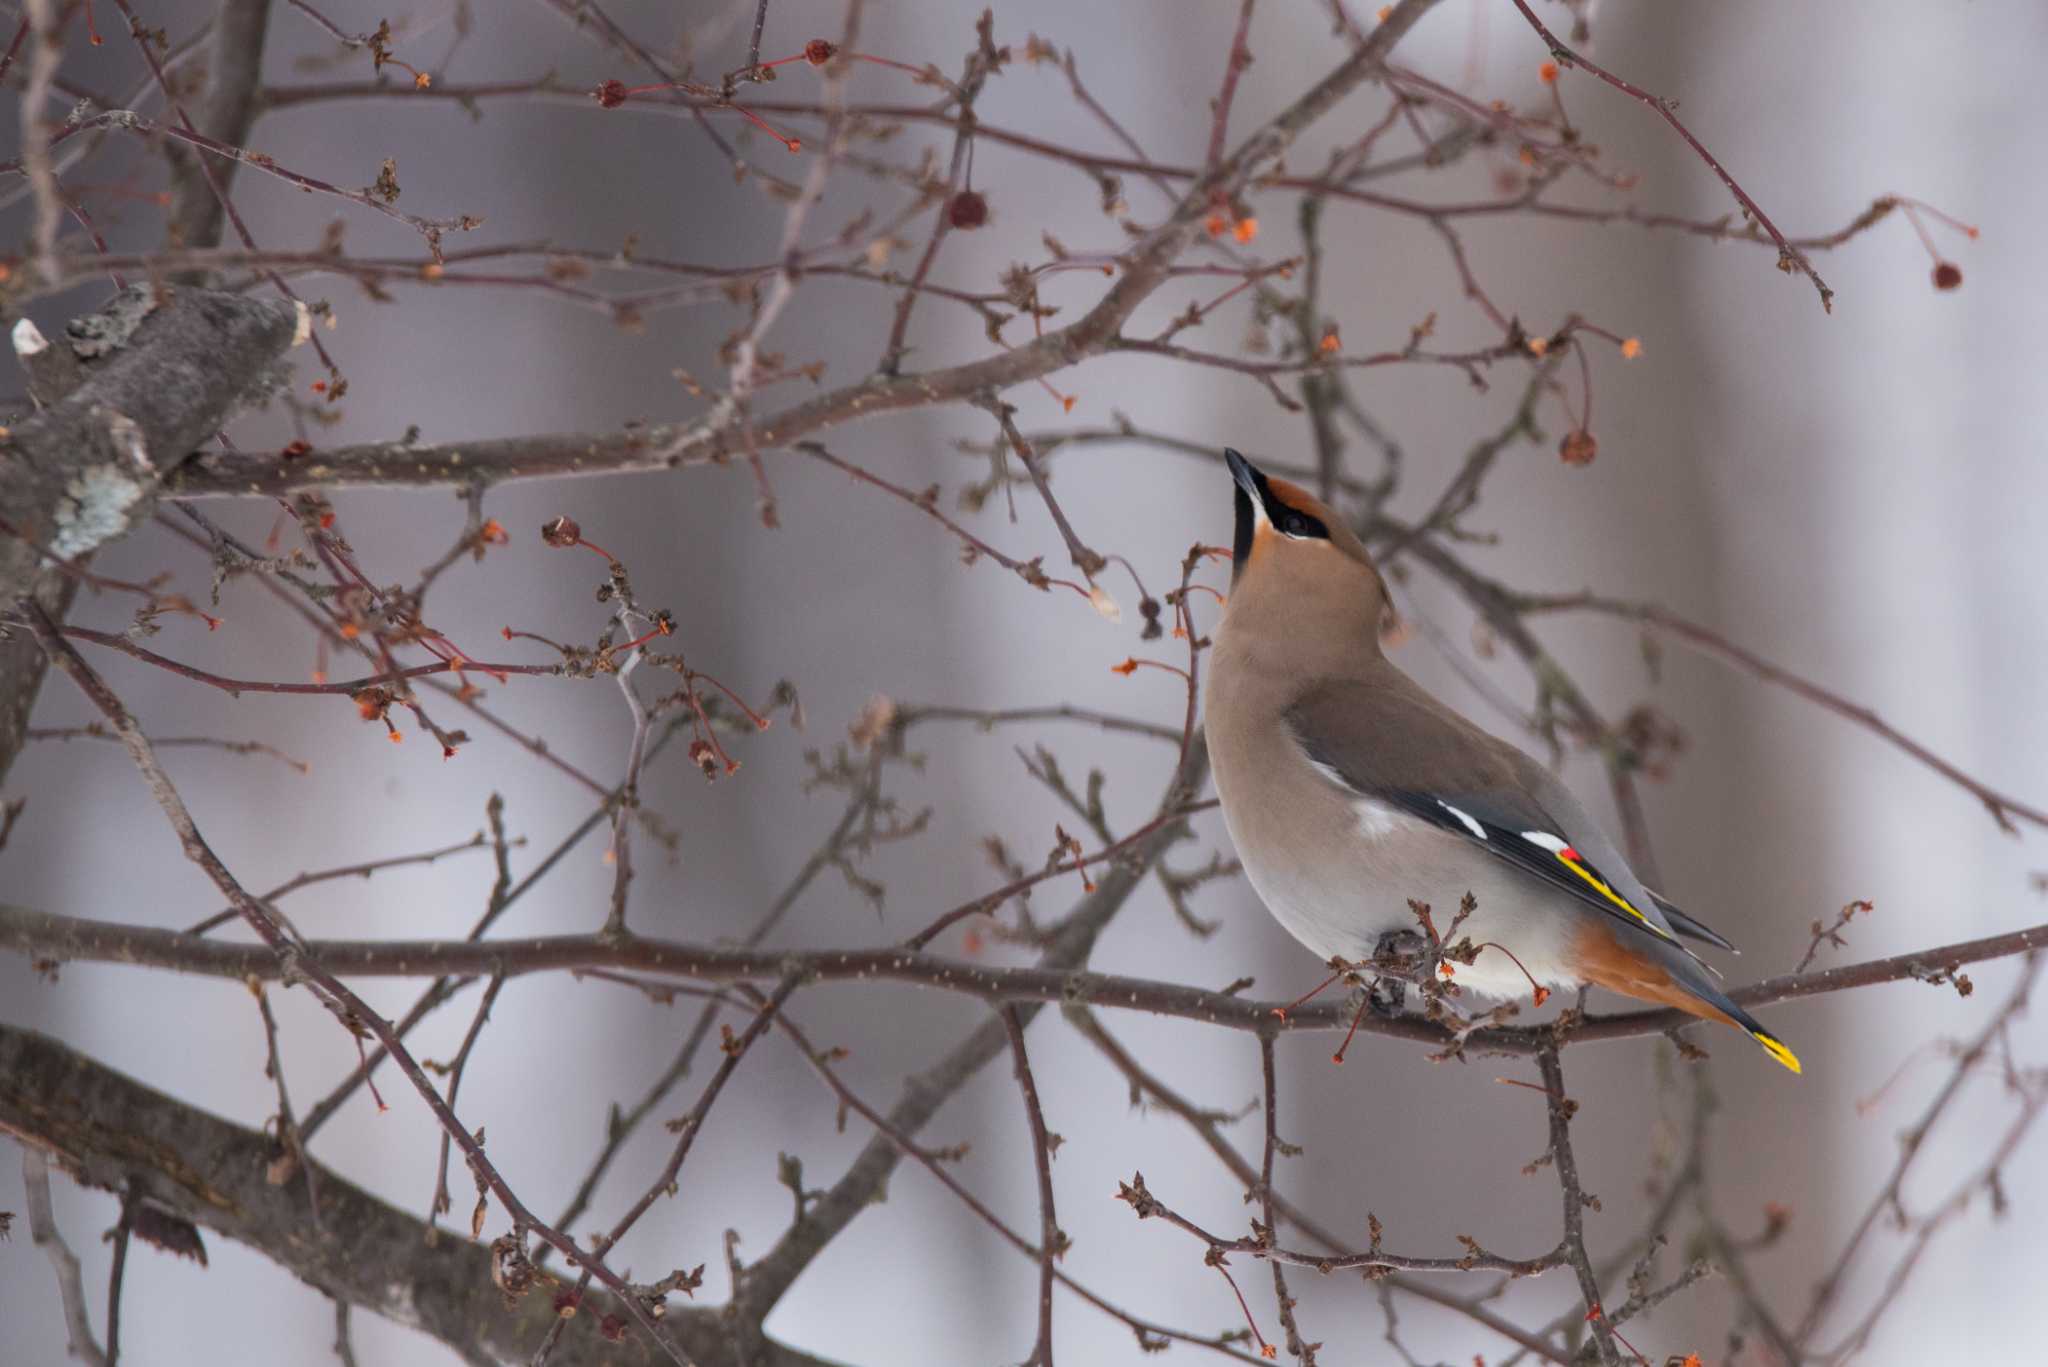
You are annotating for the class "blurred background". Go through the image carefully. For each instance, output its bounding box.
[3,1,2044,1362]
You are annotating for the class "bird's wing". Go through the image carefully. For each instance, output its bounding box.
[1283,669,1692,953]
[1648,890,1738,953]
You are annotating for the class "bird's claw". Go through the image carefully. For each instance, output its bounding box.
[1371,928,1428,970]
[1363,928,1429,1017]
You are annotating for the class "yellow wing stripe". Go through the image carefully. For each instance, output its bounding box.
[1554,851,1679,943]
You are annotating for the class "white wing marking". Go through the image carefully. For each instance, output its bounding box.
[1436,800,1489,841]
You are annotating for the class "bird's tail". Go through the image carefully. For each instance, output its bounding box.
[1676,965,1801,1074]
[1575,925,1801,1073]
[1710,991,1802,1074]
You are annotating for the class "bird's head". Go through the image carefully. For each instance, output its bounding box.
[1224,447,1393,648]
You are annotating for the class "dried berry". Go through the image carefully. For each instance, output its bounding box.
[1932,261,1962,291]
[947,190,989,230]
[1559,430,1598,466]
[805,39,837,65]
[489,1234,535,1306]
[594,80,627,109]
[541,515,582,548]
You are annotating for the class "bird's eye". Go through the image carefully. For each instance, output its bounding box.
[1280,511,1312,537]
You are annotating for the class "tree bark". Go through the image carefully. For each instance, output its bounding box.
[0,287,303,788]
[165,0,274,259]
[0,1023,848,1367]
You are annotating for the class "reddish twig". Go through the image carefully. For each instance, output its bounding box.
[1505,0,1834,311]
[1207,1,1259,176]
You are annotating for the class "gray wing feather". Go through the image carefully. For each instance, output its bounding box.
[1286,667,1692,951]
[1648,890,1739,953]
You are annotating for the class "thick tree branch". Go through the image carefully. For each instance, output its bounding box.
[166,0,273,258]
[1,287,304,606]
[2,287,301,789]
[0,1024,846,1367]
[3,904,2038,1056]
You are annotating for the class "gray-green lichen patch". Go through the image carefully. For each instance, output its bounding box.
[65,285,162,359]
[52,462,147,560]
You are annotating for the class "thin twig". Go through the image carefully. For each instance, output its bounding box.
[876,13,1004,374]
[602,651,651,938]
[1003,1006,1061,1366]
[978,397,1108,582]
[21,1147,110,1367]
[1514,591,2048,833]
[104,1185,136,1367]
[331,1299,359,1367]
[430,973,506,1230]
[30,725,310,775]
[1535,1048,1621,1365]
[1207,1,1259,175]
[1796,956,2043,1353]
[1505,0,1833,311]
[796,441,1096,603]
[720,0,867,525]
[1067,1007,1566,1362]
[1260,1036,1312,1364]
[541,760,884,1257]
[752,995,1267,1361]
[253,982,322,1227]
[23,605,695,1362]
[186,833,496,937]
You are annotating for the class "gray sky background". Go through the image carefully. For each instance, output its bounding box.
[3,2,2044,1363]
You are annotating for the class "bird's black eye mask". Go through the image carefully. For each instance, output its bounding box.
[1227,448,1330,582]
[1268,500,1330,541]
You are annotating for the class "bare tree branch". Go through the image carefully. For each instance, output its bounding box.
[0,1025,843,1367]
[1,288,304,606]
[165,0,273,258]
[4,903,2038,1055]
[19,1146,110,1367]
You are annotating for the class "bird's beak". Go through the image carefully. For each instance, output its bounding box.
[1225,447,1262,503]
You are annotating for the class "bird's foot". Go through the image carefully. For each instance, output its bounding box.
[1360,929,1431,1018]
[1370,928,1428,973]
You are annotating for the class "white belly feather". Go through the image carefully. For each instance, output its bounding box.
[1219,762,1582,1002]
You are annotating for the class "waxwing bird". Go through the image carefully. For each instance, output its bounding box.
[1204,448,1799,1073]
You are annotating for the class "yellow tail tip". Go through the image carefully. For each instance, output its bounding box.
[1753,1030,1802,1074]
